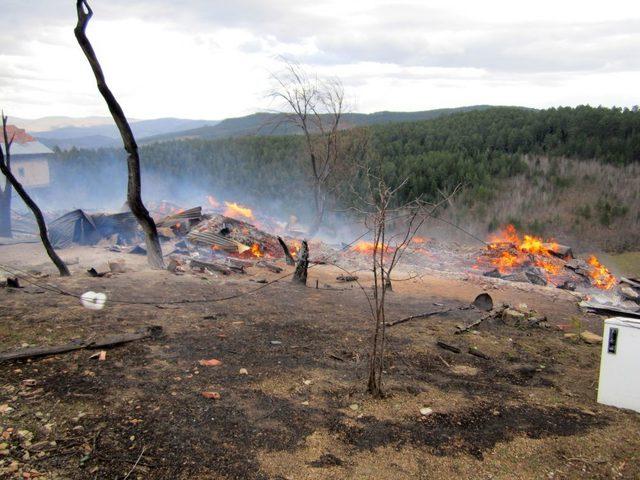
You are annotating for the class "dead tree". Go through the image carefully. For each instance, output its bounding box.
[271,60,346,236]
[0,114,70,276]
[0,112,12,238]
[356,163,459,397]
[74,0,164,269]
[292,240,309,285]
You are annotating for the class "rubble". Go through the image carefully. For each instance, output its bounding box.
[580,331,603,345]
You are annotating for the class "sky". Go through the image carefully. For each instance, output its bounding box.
[1,0,639,120]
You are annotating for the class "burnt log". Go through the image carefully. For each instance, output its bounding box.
[277,236,296,266]
[190,259,233,275]
[436,341,461,354]
[386,308,452,327]
[292,240,309,285]
[0,326,162,363]
[256,261,283,273]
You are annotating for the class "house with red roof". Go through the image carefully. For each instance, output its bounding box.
[0,125,53,188]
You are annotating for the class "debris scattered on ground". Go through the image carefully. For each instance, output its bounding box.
[198,359,222,367]
[201,391,221,400]
[580,331,603,345]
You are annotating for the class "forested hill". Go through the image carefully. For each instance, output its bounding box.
[371,105,640,166]
[141,105,494,143]
[51,105,640,250]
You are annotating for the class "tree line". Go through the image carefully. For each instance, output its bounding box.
[50,105,640,214]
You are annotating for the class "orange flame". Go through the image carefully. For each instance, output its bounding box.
[250,243,264,258]
[223,201,255,220]
[351,241,396,255]
[481,225,616,289]
[484,225,562,278]
[586,256,617,290]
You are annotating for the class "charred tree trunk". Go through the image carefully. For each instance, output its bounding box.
[277,236,296,266]
[0,115,69,276]
[74,0,164,269]
[0,187,11,238]
[0,113,12,238]
[292,240,309,285]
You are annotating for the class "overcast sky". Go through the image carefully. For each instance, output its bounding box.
[1,0,639,120]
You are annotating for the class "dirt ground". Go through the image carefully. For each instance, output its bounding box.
[0,243,639,479]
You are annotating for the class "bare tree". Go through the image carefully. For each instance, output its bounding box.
[355,161,459,397]
[74,0,164,269]
[271,60,347,236]
[0,113,70,276]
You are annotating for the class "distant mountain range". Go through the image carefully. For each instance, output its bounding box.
[14,106,495,150]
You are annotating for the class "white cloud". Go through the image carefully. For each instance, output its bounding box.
[0,0,639,119]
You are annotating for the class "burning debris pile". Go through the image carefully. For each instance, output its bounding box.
[467,224,640,314]
[473,225,617,292]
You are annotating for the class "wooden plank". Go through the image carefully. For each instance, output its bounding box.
[0,326,162,363]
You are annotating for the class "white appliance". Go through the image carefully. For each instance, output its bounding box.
[597,316,640,413]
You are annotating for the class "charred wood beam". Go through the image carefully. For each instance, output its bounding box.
[190,259,234,276]
[277,236,296,266]
[74,0,164,269]
[292,240,309,285]
[385,308,451,327]
[0,114,70,276]
[256,261,283,273]
[0,326,162,363]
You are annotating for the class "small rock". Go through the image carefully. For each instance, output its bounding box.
[270,340,282,345]
[580,331,603,345]
[563,333,578,340]
[16,431,33,443]
[238,368,248,375]
[502,308,525,326]
[419,407,434,416]
[349,404,359,411]
[303,380,312,385]
[301,401,309,406]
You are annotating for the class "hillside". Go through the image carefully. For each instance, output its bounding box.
[31,117,219,150]
[142,105,495,144]
[48,105,640,250]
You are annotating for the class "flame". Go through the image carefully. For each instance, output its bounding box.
[223,201,255,220]
[586,256,617,290]
[250,243,264,258]
[484,225,561,278]
[207,195,220,209]
[480,225,616,290]
[351,241,396,255]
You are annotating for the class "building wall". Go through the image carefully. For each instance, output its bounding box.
[12,157,50,188]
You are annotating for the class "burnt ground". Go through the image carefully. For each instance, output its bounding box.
[0,244,639,479]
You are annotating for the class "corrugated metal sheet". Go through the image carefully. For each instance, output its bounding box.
[156,206,202,227]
